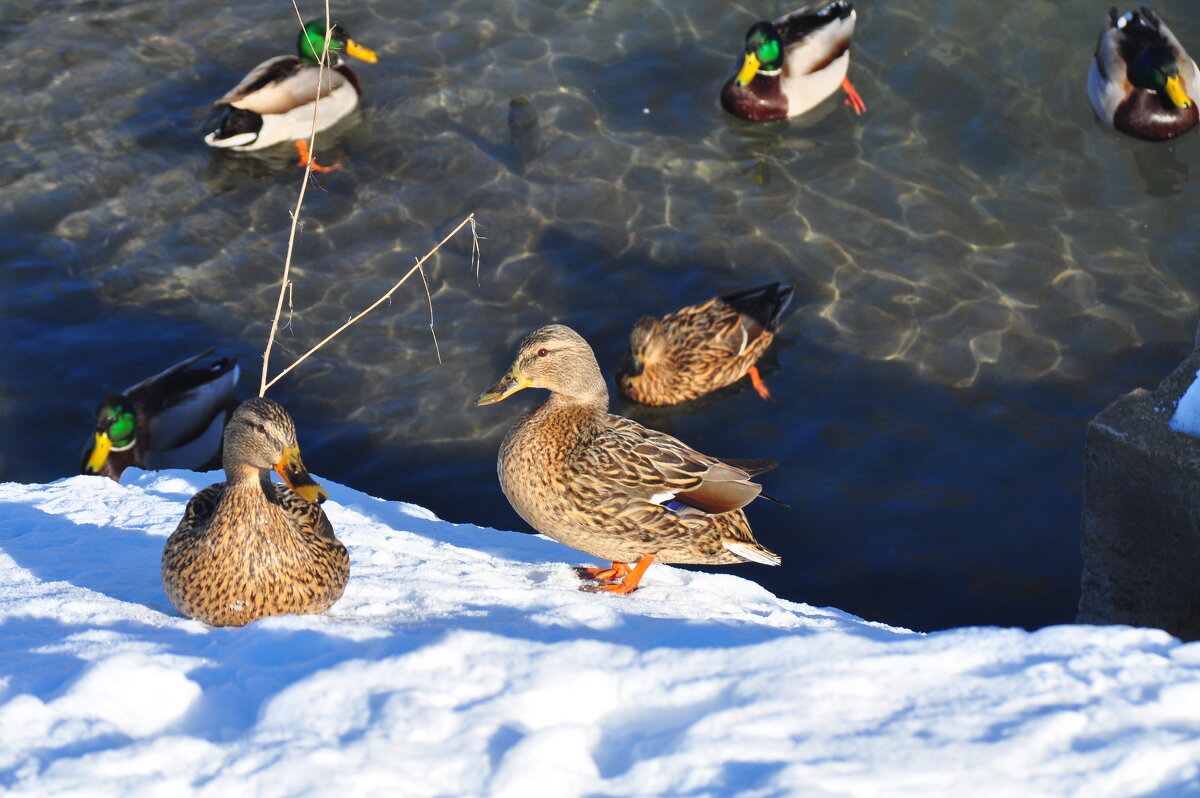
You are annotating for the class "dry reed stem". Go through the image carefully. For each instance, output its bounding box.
[259,3,476,397]
[261,214,477,394]
[261,0,334,397]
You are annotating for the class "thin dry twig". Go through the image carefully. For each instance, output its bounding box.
[261,1,335,397]
[418,261,442,364]
[469,216,484,286]
[261,214,477,393]
[258,3,478,395]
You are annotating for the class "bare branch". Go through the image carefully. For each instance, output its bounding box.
[261,214,476,393]
[261,1,335,397]
[470,216,483,286]
[418,260,442,364]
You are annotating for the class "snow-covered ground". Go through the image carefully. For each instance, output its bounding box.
[1,470,1199,797]
[1170,368,1200,437]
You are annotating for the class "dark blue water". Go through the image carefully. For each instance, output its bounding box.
[2,0,1199,631]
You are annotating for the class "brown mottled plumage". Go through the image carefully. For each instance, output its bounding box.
[476,325,780,594]
[161,397,348,627]
[617,283,793,406]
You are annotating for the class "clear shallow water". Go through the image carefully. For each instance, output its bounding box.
[2,0,1198,631]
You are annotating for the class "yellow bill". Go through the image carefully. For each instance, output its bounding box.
[476,366,532,406]
[84,432,112,474]
[346,39,379,64]
[736,51,761,86]
[274,444,329,504]
[1165,75,1193,108]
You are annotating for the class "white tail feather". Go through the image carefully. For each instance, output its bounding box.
[724,541,781,566]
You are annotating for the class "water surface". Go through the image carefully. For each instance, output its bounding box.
[2,0,1199,631]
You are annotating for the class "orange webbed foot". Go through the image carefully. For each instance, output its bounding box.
[841,77,866,115]
[578,555,655,595]
[748,365,773,402]
[574,562,631,582]
[294,140,341,172]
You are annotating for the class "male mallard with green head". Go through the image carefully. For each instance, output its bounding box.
[617,282,794,406]
[204,19,379,169]
[721,0,865,121]
[161,397,348,627]
[81,348,239,482]
[477,325,780,595]
[1088,7,1199,141]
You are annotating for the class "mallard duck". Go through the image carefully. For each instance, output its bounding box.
[476,325,780,594]
[204,18,378,169]
[81,348,240,482]
[721,0,865,122]
[1088,7,1199,141]
[161,397,348,627]
[617,283,794,406]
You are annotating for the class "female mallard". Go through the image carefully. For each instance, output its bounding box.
[721,0,865,121]
[161,397,348,627]
[204,19,378,168]
[81,348,239,482]
[476,325,780,594]
[1088,7,1198,141]
[617,283,794,406]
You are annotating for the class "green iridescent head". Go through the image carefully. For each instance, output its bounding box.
[83,394,137,475]
[297,19,379,67]
[1127,44,1193,108]
[735,22,784,86]
[97,395,137,449]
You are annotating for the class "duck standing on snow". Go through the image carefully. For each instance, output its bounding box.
[617,282,794,406]
[1088,7,1199,141]
[81,348,239,482]
[476,325,780,595]
[204,19,379,169]
[162,397,348,627]
[721,0,865,121]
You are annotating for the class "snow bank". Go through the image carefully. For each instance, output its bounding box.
[1170,368,1200,437]
[1,471,1199,796]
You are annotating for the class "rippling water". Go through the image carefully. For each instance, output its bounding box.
[3,0,1198,631]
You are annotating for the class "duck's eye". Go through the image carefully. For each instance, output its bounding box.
[256,424,267,435]
[537,348,549,357]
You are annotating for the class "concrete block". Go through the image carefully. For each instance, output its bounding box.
[1078,347,1200,639]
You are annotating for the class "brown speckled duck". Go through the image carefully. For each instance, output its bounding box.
[161,397,348,627]
[1088,7,1199,141]
[721,0,865,122]
[617,283,794,406]
[476,324,780,594]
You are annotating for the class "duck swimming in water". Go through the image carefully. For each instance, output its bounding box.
[1088,6,1198,141]
[204,19,378,169]
[721,0,865,121]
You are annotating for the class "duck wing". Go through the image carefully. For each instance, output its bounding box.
[773,0,856,75]
[215,55,347,114]
[720,282,794,341]
[579,416,772,514]
[126,350,240,452]
[175,483,225,537]
[271,482,337,541]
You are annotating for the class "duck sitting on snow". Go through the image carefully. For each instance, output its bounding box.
[204,19,378,169]
[1088,6,1199,141]
[81,348,239,482]
[617,282,794,406]
[476,324,780,595]
[161,397,348,627]
[721,0,865,121]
